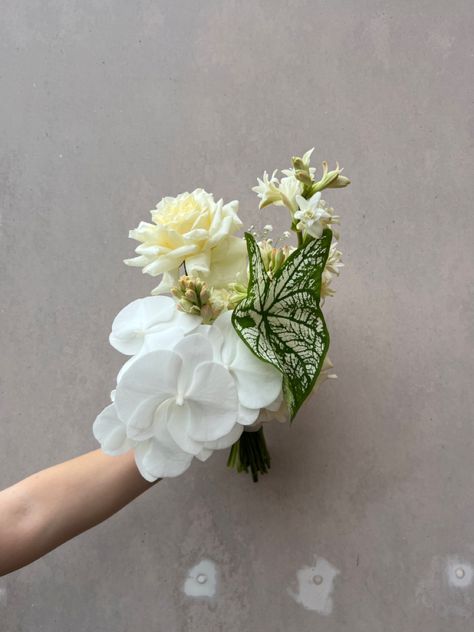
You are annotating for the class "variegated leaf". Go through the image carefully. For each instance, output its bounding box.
[232,229,332,420]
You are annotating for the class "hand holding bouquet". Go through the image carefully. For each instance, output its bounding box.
[93,149,349,481]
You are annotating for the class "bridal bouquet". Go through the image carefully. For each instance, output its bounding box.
[93,149,350,481]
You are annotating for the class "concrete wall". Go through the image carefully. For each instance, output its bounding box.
[1,1,473,630]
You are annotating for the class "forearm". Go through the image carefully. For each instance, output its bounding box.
[0,449,159,576]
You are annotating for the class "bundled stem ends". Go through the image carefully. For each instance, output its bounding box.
[227,428,271,482]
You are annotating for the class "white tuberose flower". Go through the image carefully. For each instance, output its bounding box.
[321,241,344,298]
[251,170,280,208]
[294,191,332,238]
[252,171,303,213]
[276,176,303,212]
[93,333,243,481]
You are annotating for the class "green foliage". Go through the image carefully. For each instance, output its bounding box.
[232,230,333,420]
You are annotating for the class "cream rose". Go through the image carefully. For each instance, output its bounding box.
[124,188,242,280]
[151,235,249,295]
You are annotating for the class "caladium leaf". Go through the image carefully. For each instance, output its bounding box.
[231,229,332,420]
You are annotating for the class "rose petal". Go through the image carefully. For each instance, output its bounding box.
[185,250,211,276]
[151,270,180,295]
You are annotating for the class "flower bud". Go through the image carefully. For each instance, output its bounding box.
[294,169,313,186]
[177,299,201,316]
[259,192,282,210]
[227,282,249,309]
[326,174,351,188]
[171,275,227,323]
[184,288,197,302]
[201,289,211,303]
[273,248,286,271]
[312,161,350,193]
[201,303,219,325]
[292,156,306,171]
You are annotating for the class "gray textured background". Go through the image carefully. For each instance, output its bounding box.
[1,1,473,630]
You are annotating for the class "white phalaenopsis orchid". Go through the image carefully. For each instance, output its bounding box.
[294,191,332,238]
[93,333,245,480]
[109,296,202,383]
[198,310,283,424]
[109,296,200,356]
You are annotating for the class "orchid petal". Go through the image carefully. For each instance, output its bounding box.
[93,404,135,455]
[172,333,214,397]
[109,296,176,355]
[204,423,243,450]
[134,438,193,480]
[115,350,180,421]
[156,398,203,456]
[185,361,238,442]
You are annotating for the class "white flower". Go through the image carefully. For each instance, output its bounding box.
[252,170,280,208]
[255,391,288,425]
[92,403,137,456]
[276,176,303,212]
[201,236,248,289]
[294,191,332,238]
[321,241,344,298]
[93,333,244,480]
[124,188,242,279]
[109,296,200,356]
[282,147,317,178]
[199,310,283,425]
[150,270,180,295]
[150,236,249,296]
[252,170,303,213]
[109,296,201,384]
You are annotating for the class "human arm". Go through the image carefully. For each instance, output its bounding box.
[0,449,158,577]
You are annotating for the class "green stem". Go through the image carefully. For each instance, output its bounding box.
[227,428,271,482]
